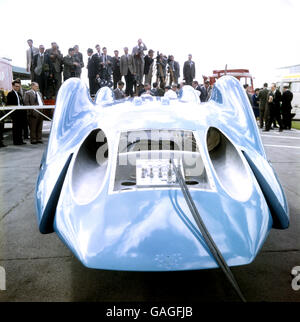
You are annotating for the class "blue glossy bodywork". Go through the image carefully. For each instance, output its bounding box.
[35,76,289,271]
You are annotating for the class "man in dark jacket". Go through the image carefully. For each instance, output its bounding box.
[99,47,113,87]
[111,50,122,89]
[87,48,99,96]
[45,42,63,98]
[144,50,154,86]
[6,81,27,145]
[281,86,293,130]
[200,80,211,102]
[183,54,195,86]
[63,48,81,81]
[265,83,283,132]
[258,83,269,129]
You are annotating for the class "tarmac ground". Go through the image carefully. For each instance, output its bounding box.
[0,122,300,302]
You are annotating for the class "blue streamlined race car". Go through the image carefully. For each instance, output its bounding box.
[35,76,289,272]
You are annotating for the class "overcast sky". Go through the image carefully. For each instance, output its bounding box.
[0,0,299,87]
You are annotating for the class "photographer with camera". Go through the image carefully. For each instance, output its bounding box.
[132,39,147,87]
[97,47,113,88]
[45,42,63,98]
[63,48,81,81]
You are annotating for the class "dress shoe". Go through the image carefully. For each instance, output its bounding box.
[0,142,7,148]
[262,129,269,132]
[279,128,283,132]
[14,142,26,145]
[31,141,38,144]
[37,140,43,144]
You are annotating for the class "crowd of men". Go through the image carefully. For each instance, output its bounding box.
[0,37,295,148]
[25,38,199,99]
[244,83,294,132]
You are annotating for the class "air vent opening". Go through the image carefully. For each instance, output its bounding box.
[71,129,109,204]
[206,127,252,201]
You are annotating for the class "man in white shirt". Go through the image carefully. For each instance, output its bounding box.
[24,82,44,144]
[6,81,27,145]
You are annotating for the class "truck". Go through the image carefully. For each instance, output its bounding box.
[203,68,254,94]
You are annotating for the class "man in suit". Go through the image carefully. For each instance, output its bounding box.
[183,54,195,86]
[265,83,283,132]
[99,47,113,87]
[87,48,99,96]
[6,80,27,145]
[156,53,168,87]
[120,47,135,97]
[74,45,84,78]
[200,80,211,102]
[92,45,102,93]
[281,85,293,130]
[258,83,269,129]
[244,84,253,105]
[26,39,39,81]
[24,82,44,144]
[63,48,81,81]
[144,50,154,86]
[113,81,126,100]
[32,45,52,98]
[45,42,63,98]
[132,39,147,86]
[111,50,122,89]
[167,55,180,86]
[15,78,29,139]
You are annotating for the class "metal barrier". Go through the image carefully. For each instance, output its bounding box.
[0,105,55,122]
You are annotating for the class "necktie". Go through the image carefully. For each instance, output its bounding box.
[31,47,33,59]
[18,93,23,106]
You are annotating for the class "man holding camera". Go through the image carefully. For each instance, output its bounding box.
[156,52,167,87]
[98,47,113,88]
[63,48,81,81]
[45,42,63,98]
[132,39,147,86]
